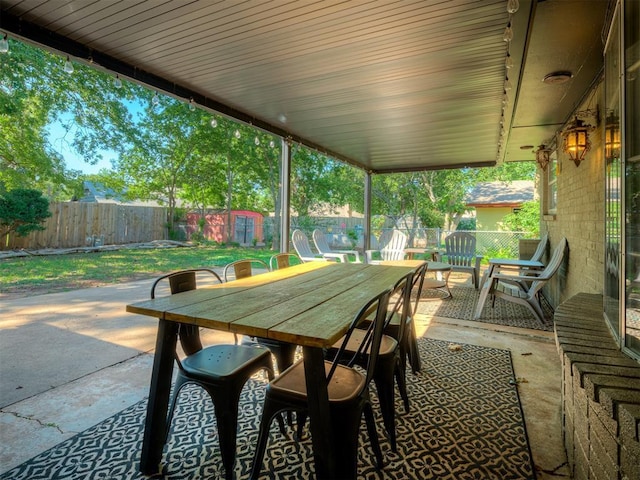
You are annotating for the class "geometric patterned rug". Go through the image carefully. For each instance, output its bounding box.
[0,339,535,480]
[417,285,555,332]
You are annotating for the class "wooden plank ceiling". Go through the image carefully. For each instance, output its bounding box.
[0,0,610,173]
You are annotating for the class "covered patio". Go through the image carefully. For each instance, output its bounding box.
[1,270,566,479]
[1,1,639,479]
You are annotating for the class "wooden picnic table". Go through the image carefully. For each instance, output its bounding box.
[127,261,419,480]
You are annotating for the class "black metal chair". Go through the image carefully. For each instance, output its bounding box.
[151,268,276,480]
[383,261,428,374]
[250,287,392,480]
[325,270,414,452]
[223,259,298,374]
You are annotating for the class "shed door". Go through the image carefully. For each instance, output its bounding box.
[234,216,254,244]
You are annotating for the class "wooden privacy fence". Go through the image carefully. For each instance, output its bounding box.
[2,202,168,250]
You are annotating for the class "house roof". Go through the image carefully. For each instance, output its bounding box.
[0,1,610,174]
[465,180,534,207]
[79,181,181,207]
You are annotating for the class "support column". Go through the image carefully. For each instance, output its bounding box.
[279,139,292,253]
[364,171,372,251]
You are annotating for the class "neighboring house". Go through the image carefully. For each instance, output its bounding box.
[464,180,535,231]
[78,181,182,208]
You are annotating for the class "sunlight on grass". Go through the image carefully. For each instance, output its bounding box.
[0,246,278,295]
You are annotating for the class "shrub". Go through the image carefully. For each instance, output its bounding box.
[0,189,52,240]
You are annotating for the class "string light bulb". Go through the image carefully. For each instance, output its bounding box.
[234,129,241,139]
[210,118,218,128]
[0,34,8,54]
[152,92,159,106]
[269,140,275,148]
[188,98,196,111]
[254,136,260,145]
[505,54,513,69]
[507,0,520,14]
[114,74,122,88]
[63,56,74,74]
[503,23,513,42]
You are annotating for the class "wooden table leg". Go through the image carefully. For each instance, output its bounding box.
[140,319,178,475]
[302,345,338,480]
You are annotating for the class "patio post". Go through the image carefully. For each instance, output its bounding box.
[279,138,292,253]
[364,171,372,251]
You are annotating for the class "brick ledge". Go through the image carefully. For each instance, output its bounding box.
[554,293,640,479]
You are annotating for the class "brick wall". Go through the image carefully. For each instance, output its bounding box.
[541,84,605,308]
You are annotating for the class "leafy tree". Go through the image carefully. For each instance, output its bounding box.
[0,188,51,240]
[500,200,540,237]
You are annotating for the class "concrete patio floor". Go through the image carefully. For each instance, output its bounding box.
[0,274,570,479]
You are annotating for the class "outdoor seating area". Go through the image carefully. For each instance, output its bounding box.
[1,254,569,480]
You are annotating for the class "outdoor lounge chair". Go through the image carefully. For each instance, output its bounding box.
[474,237,567,324]
[312,229,362,263]
[479,233,549,288]
[291,229,346,262]
[441,232,483,289]
[365,230,408,264]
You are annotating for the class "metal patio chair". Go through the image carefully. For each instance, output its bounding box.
[151,268,275,480]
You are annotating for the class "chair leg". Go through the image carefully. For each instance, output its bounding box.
[331,406,363,479]
[373,360,397,452]
[394,358,410,413]
[363,402,384,470]
[207,385,243,480]
[406,322,422,373]
[295,411,307,440]
[165,372,190,442]
[526,298,546,324]
[250,397,292,480]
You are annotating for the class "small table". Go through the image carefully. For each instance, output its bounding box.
[425,261,452,298]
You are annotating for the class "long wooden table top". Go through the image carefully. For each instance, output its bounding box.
[127,262,419,348]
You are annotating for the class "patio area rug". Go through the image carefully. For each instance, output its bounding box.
[416,282,555,332]
[0,339,535,480]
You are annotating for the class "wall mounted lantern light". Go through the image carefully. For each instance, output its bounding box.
[535,145,551,170]
[604,111,620,160]
[562,116,594,166]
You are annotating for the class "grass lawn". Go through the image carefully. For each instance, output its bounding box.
[0,245,282,299]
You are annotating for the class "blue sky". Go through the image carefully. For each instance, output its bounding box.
[47,115,115,174]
